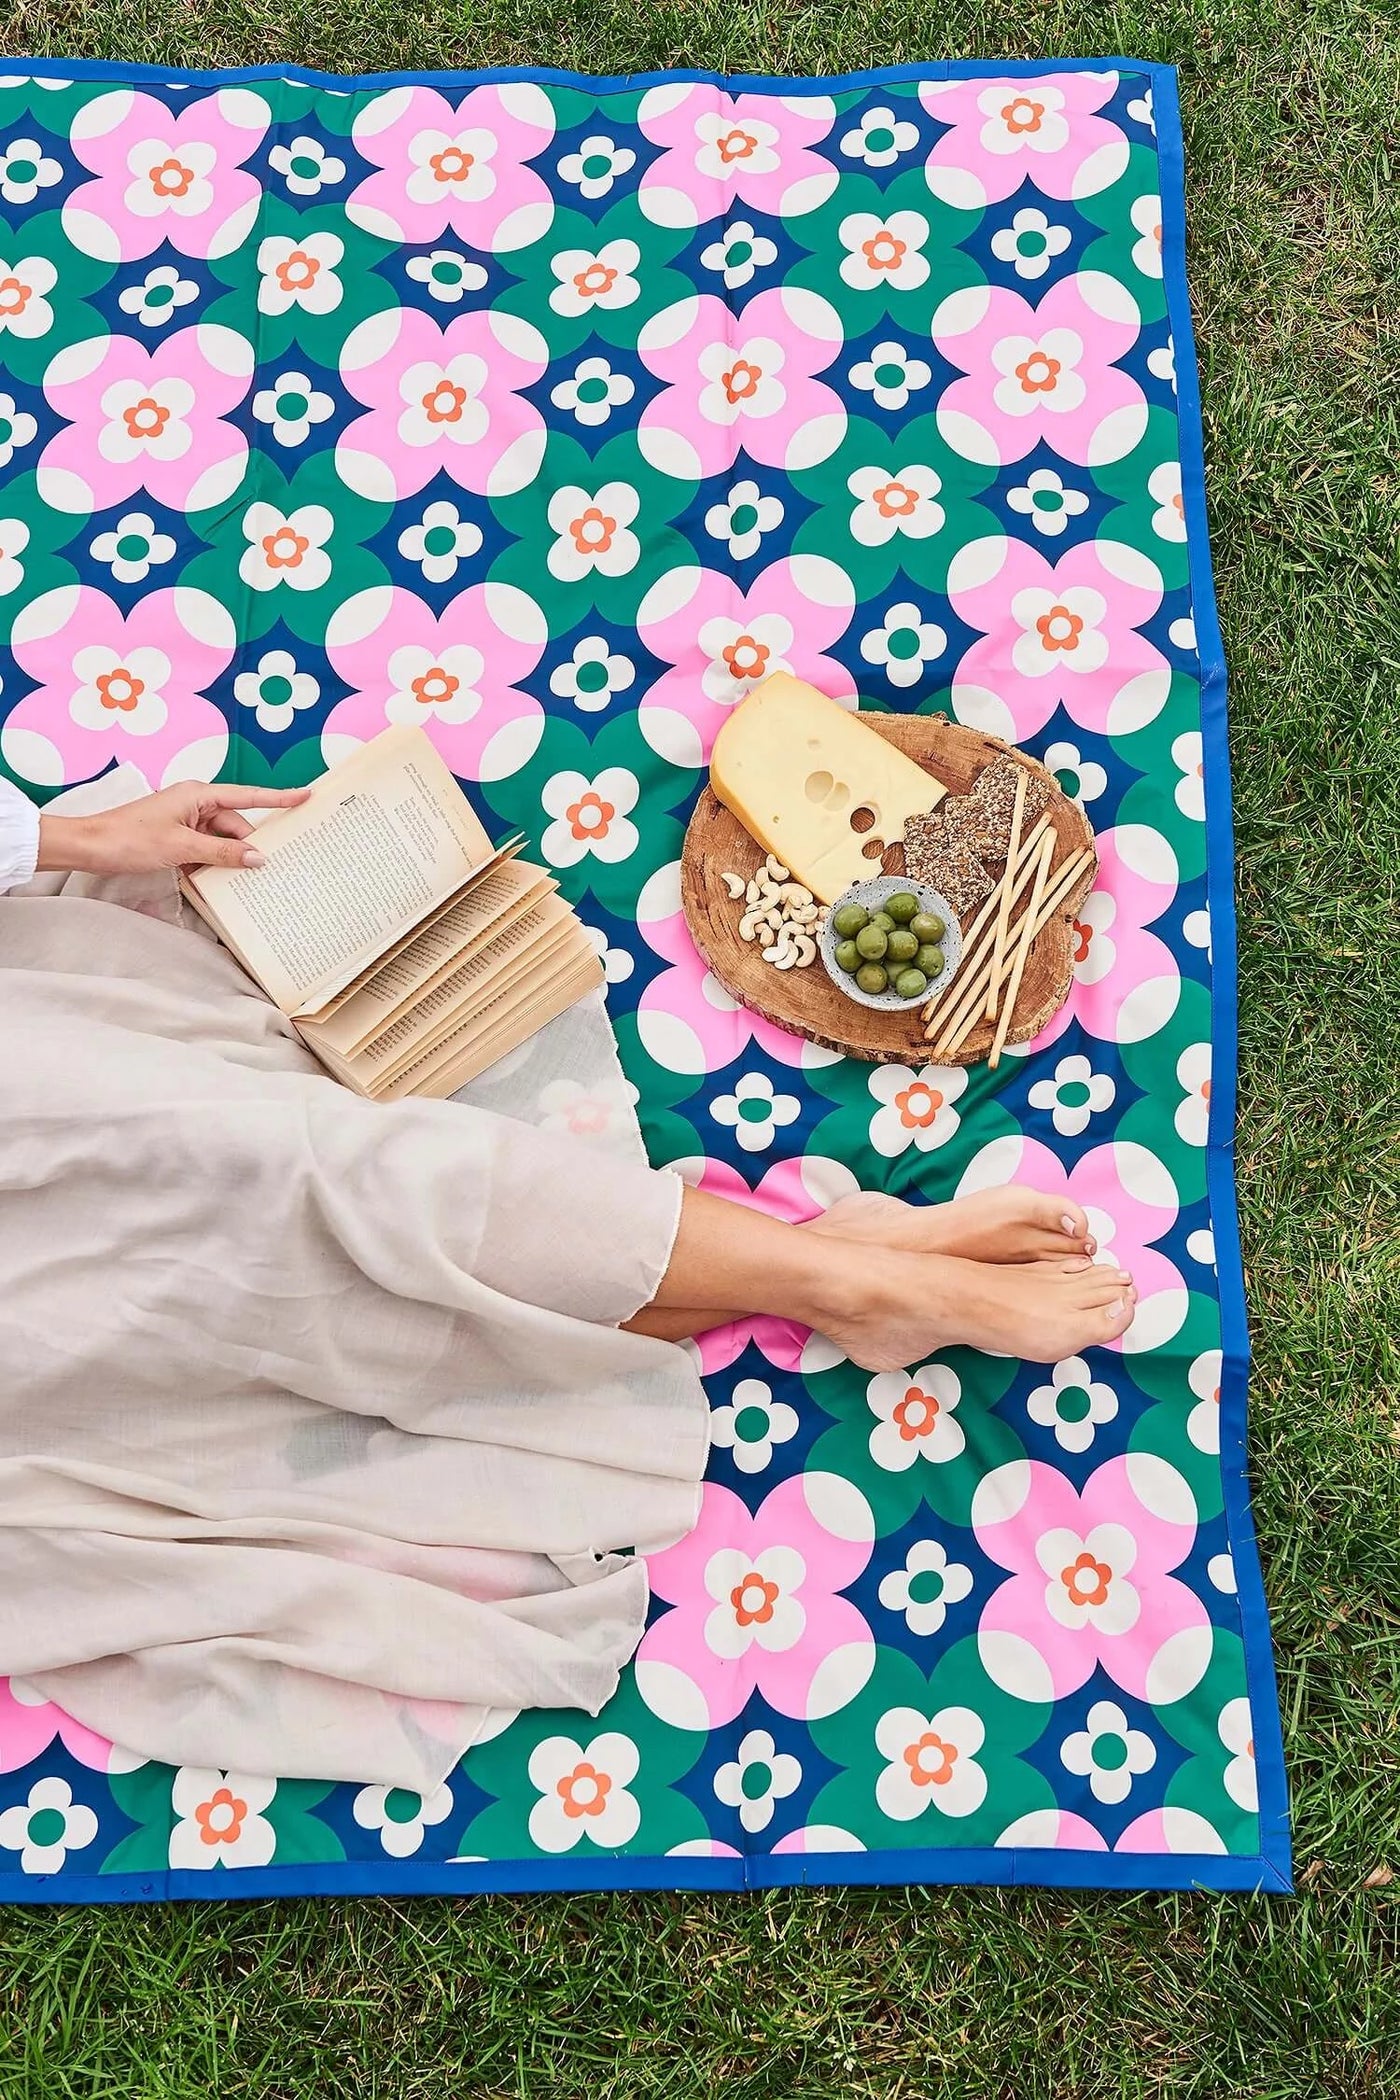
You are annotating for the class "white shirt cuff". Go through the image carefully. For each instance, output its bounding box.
[0,778,40,894]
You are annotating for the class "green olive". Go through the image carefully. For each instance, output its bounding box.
[832,902,869,938]
[884,891,919,924]
[914,943,946,977]
[854,924,888,960]
[834,938,861,973]
[909,911,947,944]
[885,929,919,965]
[855,962,889,995]
[869,910,896,933]
[893,968,929,999]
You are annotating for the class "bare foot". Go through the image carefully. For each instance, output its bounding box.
[807,1187,1096,1264]
[818,1250,1135,1373]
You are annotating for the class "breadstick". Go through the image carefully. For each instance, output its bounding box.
[989,829,1056,1068]
[919,814,1051,1036]
[984,766,1027,1023]
[923,823,1057,1050]
[936,847,1096,1058]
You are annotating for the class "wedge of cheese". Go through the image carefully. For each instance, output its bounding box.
[709,674,944,903]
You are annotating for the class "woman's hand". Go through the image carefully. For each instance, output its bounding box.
[37,782,313,877]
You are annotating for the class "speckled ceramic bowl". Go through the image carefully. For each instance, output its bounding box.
[818,875,963,1011]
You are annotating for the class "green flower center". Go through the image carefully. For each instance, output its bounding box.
[907,1568,945,1606]
[736,1095,770,1124]
[581,153,612,180]
[1056,1080,1091,1109]
[423,524,458,556]
[1016,229,1048,257]
[574,657,609,694]
[576,375,610,405]
[1031,486,1064,512]
[729,502,758,537]
[277,391,309,422]
[887,625,921,662]
[733,1404,769,1444]
[1053,766,1080,797]
[115,533,150,562]
[864,127,895,154]
[1056,1385,1092,1424]
[145,282,175,308]
[6,157,38,185]
[27,1808,67,1847]
[1091,1734,1129,1772]
[430,259,462,285]
[0,417,11,446]
[726,238,753,267]
[873,360,905,390]
[260,674,294,707]
[290,154,321,180]
[739,1762,771,1802]
[383,1788,422,1824]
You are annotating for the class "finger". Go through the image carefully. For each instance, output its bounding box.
[202,784,313,809]
[181,829,267,870]
[206,812,255,840]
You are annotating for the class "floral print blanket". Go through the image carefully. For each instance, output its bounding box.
[0,57,1289,1899]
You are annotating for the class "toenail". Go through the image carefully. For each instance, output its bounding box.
[1107,1299,1125,1318]
[1060,1215,1077,1235]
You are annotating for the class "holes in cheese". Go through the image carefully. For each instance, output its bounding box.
[710,673,945,903]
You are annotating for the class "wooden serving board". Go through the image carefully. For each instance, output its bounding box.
[680,715,1096,1065]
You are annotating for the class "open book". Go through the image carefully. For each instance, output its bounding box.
[181,726,603,1099]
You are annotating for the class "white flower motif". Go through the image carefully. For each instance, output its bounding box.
[0,514,28,597]
[0,252,56,338]
[850,340,931,412]
[397,498,483,584]
[878,1539,974,1636]
[860,600,947,689]
[1026,1354,1120,1455]
[710,1070,801,1154]
[0,136,62,206]
[1148,459,1186,543]
[1130,193,1164,279]
[709,1376,800,1476]
[1218,1697,1259,1811]
[239,501,333,593]
[396,350,489,449]
[557,134,636,200]
[704,478,784,562]
[1169,615,1197,652]
[975,80,1070,156]
[692,111,780,182]
[874,1703,986,1821]
[551,353,635,429]
[1182,907,1212,958]
[117,262,199,329]
[1071,887,1117,984]
[252,369,335,450]
[1127,86,1156,131]
[1007,466,1089,538]
[1010,583,1109,678]
[582,922,635,985]
[69,641,171,737]
[539,766,640,868]
[866,1361,965,1473]
[697,610,795,707]
[168,1768,278,1870]
[703,1544,806,1658]
[992,327,1087,417]
[546,480,640,582]
[256,231,344,316]
[1187,1347,1222,1454]
[1041,739,1108,807]
[352,1781,453,1858]
[405,124,499,207]
[549,238,640,317]
[1037,1521,1140,1635]
[405,247,488,305]
[1176,1041,1211,1148]
[1147,337,1176,386]
[537,1075,638,1143]
[123,135,216,221]
[713,1728,802,1833]
[990,205,1072,281]
[268,134,346,197]
[697,332,787,426]
[1027,1052,1116,1137]
[698,219,777,290]
[1187,1226,1217,1271]
[382,640,484,728]
[526,1731,641,1852]
[867,1061,966,1156]
[839,209,930,292]
[1171,729,1205,822]
[96,372,195,466]
[233,648,321,734]
[1207,1550,1236,1593]
[838,104,919,168]
[549,634,634,713]
[89,510,176,587]
[0,390,37,466]
[0,1776,99,1874]
[847,462,944,547]
[1060,1699,1157,1805]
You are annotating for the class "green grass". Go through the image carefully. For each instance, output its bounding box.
[1,2,1398,2092]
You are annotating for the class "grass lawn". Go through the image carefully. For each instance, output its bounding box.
[1,1,1397,2092]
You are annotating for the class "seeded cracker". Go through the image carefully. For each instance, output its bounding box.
[902,808,994,915]
[951,754,1051,859]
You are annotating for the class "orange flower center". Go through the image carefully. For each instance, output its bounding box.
[573,262,618,299]
[1001,96,1045,135]
[1201,1079,1212,1102]
[262,526,309,570]
[429,145,475,184]
[1072,918,1092,964]
[566,791,614,841]
[411,666,459,708]
[1015,351,1061,395]
[862,229,907,272]
[194,1787,248,1845]
[716,127,758,164]
[895,1082,942,1128]
[122,395,170,441]
[720,358,763,404]
[872,479,919,519]
[149,155,196,197]
[275,251,320,292]
[0,275,32,316]
[730,1571,780,1626]
[893,1385,939,1441]
[557,1761,612,1819]
[1059,1551,1112,1609]
[721,634,769,682]
[422,379,470,425]
[568,506,616,555]
[1036,605,1084,652]
[903,1732,958,1787]
[95,667,145,713]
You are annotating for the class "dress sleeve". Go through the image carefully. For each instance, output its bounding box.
[0,777,40,894]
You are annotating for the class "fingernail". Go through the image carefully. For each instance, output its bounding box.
[241,848,266,869]
[1060,1215,1078,1235]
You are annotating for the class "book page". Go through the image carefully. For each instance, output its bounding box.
[367,920,586,1092]
[186,727,497,1013]
[387,950,604,1099]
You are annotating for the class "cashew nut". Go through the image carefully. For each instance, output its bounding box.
[738,911,763,942]
[765,855,790,882]
[755,923,777,948]
[720,870,746,900]
[789,933,817,967]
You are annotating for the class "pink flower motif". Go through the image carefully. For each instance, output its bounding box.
[920,72,1129,210]
[62,86,270,262]
[637,1474,875,1730]
[637,84,837,228]
[0,1678,135,1775]
[336,304,547,505]
[973,1453,1211,1706]
[1028,827,1182,1051]
[995,1807,1109,1851]
[636,554,855,768]
[933,274,1146,469]
[1115,1807,1228,1854]
[2,584,232,789]
[664,1154,860,1377]
[346,83,555,250]
[638,289,846,482]
[946,534,1167,744]
[956,1133,1186,1352]
[322,582,545,782]
[38,325,252,517]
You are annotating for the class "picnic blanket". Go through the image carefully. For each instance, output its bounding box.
[0,56,1289,1898]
